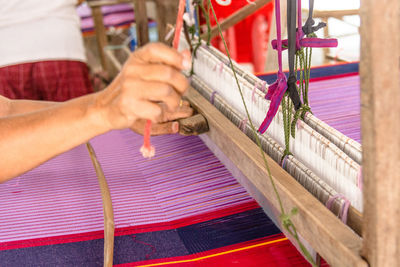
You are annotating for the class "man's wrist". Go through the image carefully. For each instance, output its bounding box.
[85,92,112,135]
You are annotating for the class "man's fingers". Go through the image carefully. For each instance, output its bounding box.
[134,43,191,71]
[131,101,163,122]
[164,105,193,121]
[129,64,189,95]
[150,121,179,136]
[122,81,182,112]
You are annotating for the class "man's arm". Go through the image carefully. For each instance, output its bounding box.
[0,95,57,116]
[0,43,191,182]
[0,93,106,181]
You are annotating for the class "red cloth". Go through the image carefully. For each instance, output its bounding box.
[0,60,93,101]
[203,0,274,73]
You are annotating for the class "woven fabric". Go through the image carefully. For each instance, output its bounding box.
[258,63,360,142]
[0,60,93,101]
[0,130,310,265]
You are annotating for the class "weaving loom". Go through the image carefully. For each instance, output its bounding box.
[0,62,358,266]
[0,0,398,266]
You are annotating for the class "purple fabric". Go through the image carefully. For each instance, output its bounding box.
[77,3,135,32]
[80,13,135,32]
[77,3,134,18]
[307,74,361,142]
[0,131,253,243]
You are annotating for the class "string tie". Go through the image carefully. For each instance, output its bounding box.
[239,117,248,132]
[280,154,289,168]
[252,83,258,103]
[326,194,351,224]
[219,62,224,74]
[260,81,267,93]
[210,91,218,104]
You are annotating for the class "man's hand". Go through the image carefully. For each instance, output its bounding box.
[130,100,193,135]
[95,43,191,131]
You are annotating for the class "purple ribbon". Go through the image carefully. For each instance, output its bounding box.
[258,72,287,134]
[271,38,338,50]
[258,0,286,134]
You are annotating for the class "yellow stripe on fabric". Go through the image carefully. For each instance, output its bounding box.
[137,237,288,266]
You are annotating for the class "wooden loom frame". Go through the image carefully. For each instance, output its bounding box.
[87,0,179,72]
[88,0,400,266]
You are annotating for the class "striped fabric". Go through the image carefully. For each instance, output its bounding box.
[257,63,360,143]
[77,3,135,33]
[0,131,253,243]
[308,74,360,143]
[0,130,310,265]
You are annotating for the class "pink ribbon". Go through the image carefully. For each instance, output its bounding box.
[271,38,338,50]
[258,71,287,133]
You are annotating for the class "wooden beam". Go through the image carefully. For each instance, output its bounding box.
[87,0,132,8]
[86,143,115,267]
[154,0,179,43]
[133,0,150,46]
[311,9,359,19]
[186,87,367,267]
[90,6,109,71]
[360,0,400,266]
[201,0,272,40]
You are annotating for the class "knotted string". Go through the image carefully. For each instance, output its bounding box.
[239,117,248,132]
[280,154,289,168]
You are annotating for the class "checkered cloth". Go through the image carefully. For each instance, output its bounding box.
[0,60,93,101]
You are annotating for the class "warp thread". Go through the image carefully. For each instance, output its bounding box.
[357,167,363,190]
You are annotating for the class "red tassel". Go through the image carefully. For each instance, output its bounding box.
[141,0,186,158]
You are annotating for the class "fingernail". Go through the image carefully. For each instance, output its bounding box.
[172,122,179,133]
[182,53,191,70]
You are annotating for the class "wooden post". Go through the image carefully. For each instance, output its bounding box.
[360,0,400,266]
[133,0,150,46]
[265,0,287,72]
[86,143,115,267]
[91,6,109,71]
[154,0,179,42]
